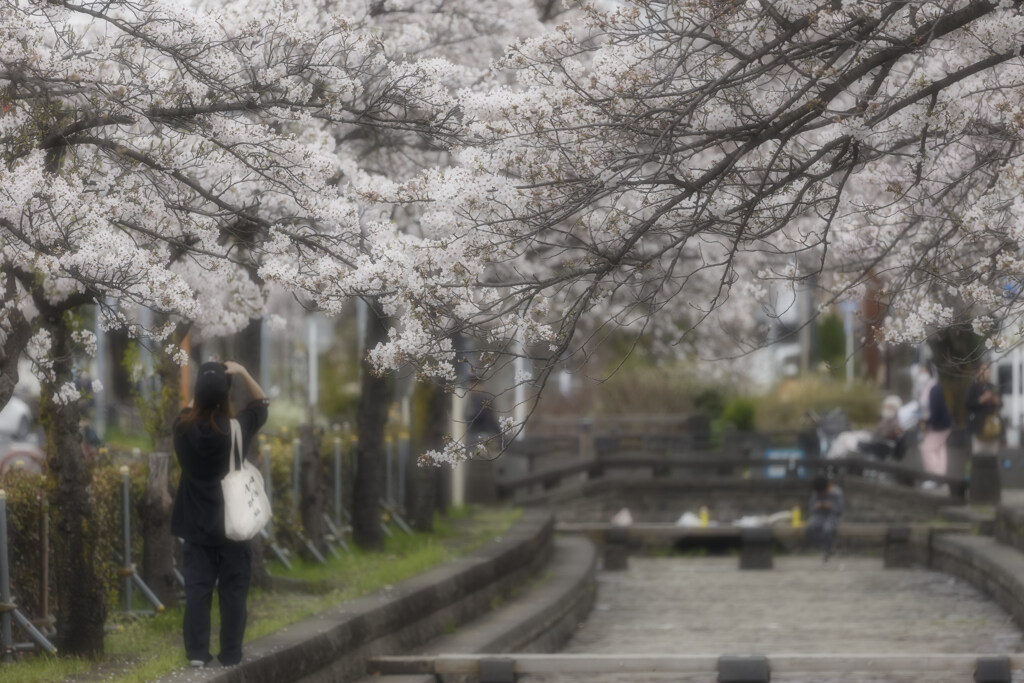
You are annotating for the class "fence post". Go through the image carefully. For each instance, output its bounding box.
[120,466,133,612]
[0,490,12,662]
[333,436,343,527]
[292,437,300,515]
[386,434,394,506]
[398,428,409,513]
[261,440,273,536]
[39,495,51,633]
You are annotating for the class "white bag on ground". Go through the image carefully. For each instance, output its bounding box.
[222,418,272,541]
[610,508,633,527]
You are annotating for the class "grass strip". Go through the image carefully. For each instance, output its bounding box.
[2,506,521,683]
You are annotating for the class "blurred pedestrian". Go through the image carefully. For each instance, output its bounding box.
[466,375,501,452]
[917,364,952,485]
[806,474,843,561]
[966,361,1001,456]
[171,361,269,668]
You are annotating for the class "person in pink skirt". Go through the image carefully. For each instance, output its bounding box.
[917,364,952,485]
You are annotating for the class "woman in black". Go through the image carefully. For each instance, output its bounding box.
[966,361,1001,455]
[171,360,268,668]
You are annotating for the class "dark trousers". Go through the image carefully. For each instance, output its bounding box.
[182,540,252,665]
[805,514,839,557]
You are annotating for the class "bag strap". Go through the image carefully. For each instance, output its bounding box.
[229,419,243,471]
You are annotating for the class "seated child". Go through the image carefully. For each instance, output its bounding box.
[806,474,844,561]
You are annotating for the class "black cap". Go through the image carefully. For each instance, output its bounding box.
[194,362,231,411]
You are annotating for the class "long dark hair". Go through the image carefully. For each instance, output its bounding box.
[177,396,234,432]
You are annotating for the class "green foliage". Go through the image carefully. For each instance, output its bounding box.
[753,375,882,431]
[103,424,152,452]
[817,313,846,373]
[0,462,150,642]
[592,364,699,414]
[268,506,522,586]
[318,317,360,422]
[4,505,522,682]
[693,388,726,418]
[258,430,311,547]
[720,397,756,431]
[0,471,49,619]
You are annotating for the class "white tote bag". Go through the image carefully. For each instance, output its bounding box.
[221,419,272,541]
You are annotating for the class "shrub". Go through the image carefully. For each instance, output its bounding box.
[720,397,756,431]
[753,375,882,431]
[0,462,148,629]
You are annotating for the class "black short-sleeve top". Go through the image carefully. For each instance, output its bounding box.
[170,399,269,545]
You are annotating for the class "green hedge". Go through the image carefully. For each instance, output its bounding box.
[0,463,149,625]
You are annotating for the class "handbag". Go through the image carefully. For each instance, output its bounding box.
[981,413,1002,442]
[221,419,272,541]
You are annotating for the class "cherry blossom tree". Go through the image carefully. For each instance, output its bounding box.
[1,0,467,654]
[252,0,551,547]
[265,0,1024,464]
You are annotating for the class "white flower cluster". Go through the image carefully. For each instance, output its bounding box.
[52,382,81,407]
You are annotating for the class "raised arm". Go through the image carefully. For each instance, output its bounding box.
[224,361,267,400]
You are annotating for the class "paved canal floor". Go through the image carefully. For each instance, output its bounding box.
[523,556,1024,683]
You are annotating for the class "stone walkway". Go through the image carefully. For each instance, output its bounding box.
[524,556,1024,682]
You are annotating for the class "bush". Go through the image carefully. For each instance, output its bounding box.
[817,313,846,373]
[720,397,756,431]
[753,375,882,431]
[0,462,148,629]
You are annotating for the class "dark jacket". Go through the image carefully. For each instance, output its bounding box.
[171,400,269,546]
[966,381,998,436]
[809,485,844,521]
[927,383,953,432]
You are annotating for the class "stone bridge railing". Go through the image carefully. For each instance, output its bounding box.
[496,454,970,503]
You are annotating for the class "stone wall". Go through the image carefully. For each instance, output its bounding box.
[994,505,1024,554]
[158,509,557,683]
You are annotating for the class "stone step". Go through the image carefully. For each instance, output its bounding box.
[361,535,597,683]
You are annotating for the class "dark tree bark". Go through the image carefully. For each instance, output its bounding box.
[43,309,106,658]
[298,423,325,553]
[929,325,984,429]
[0,266,33,411]
[409,380,448,532]
[232,317,273,585]
[351,297,392,549]
[140,324,187,607]
[233,317,262,459]
[142,452,177,607]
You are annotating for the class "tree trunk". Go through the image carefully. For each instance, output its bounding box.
[0,267,33,410]
[929,325,984,428]
[352,297,392,549]
[232,317,273,585]
[44,310,106,658]
[298,423,325,553]
[409,380,448,532]
[142,452,177,607]
[233,317,263,459]
[140,325,187,606]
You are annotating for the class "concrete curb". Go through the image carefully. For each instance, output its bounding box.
[944,505,997,536]
[995,505,1024,551]
[420,535,597,655]
[930,533,1024,630]
[362,535,598,683]
[155,508,554,683]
